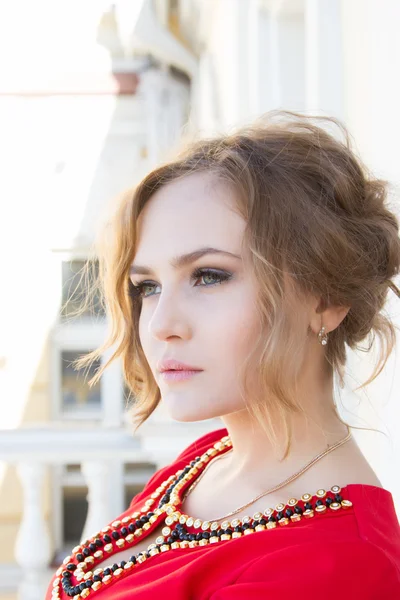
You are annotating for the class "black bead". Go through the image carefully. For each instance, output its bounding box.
[202,531,211,539]
[147,512,155,517]
[82,548,90,557]
[189,533,196,541]
[260,518,267,525]
[121,527,128,536]
[62,571,71,578]
[294,506,303,514]
[85,580,93,588]
[304,502,313,510]
[89,543,97,552]
[135,520,142,528]
[112,563,119,572]
[243,523,250,529]
[234,525,242,532]
[316,499,323,506]
[167,536,174,544]
[253,520,260,528]
[268,516,276,523]
[95,538,103,547]
[76,553,84,562]
[66,563,77,571]
[128,523,136,533]
[326,497,333,506]
[145,551,151,558]
[196,532,203,541]
[93,575,101,582]
[190,460,196,466]
[217,530,224,537]
[103,568,111,576]
[79,582,87,591]
[225,528,233,535]
[104,534,112,542]
[285,508,293,518]
[335,494,343,503]
[112,531,120,540]
[121,561,127,567]
[276,511,284,520]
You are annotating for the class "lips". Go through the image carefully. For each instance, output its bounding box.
[157,358,203,373]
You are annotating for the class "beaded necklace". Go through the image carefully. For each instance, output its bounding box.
[51,435,353,600]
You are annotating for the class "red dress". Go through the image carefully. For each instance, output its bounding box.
[47,427,400,599]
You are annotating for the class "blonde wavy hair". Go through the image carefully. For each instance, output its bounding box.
[68,110,400,459]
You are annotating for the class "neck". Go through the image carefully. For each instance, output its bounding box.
[219,372,350,490]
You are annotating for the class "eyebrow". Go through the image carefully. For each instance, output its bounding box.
[130,247,241,275]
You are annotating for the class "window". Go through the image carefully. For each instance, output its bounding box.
[61,350,102,415]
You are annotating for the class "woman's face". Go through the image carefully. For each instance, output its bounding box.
[130,171,261,422]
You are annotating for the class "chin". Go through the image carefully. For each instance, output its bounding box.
[161,393,223,423]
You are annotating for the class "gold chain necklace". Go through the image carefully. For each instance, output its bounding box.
[182,428,352,521]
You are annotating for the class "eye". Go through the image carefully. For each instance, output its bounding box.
[128,268,232,300]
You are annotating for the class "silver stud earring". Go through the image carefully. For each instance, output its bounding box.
[318,326,328,346]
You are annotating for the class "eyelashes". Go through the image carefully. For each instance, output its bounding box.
[128,268,233,300]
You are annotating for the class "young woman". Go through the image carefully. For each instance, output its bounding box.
[47,111,400,599]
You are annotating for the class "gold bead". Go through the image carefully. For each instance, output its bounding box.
[186,517,194,527]
[266,521,277,529]
[303,509,314,518]
[221,520,231,529]
[263,508,274,517]
[102,574,112,584]
[137,554,147,563]
[143,522,151,530]
[255,524,266,531]
[160,544,170,552]
[149,548,160,556]
[242,516,252,524]
[253,512,263,520]
[83,571,93,580]
[287,498,298,506]
[171,542,180,549]
[112,520,121,528]
[315,504,327,513]
[156,536,165,545]
[179,541,189,548]
[201,521,211,530]
[243,528,255,535]
[209,536,219,544]
[126,534,134,543]
[331,485,341,494]
[113,568,124,576]
[316,489,326,498]
[220,534,231,541]
[116,539,125,548]
[230,519,240,527]
[290,513,302,522]
[275,503,285,512]
[189,540,198,548]
[341,499,353,509]
[92,581,102,591]
[81,589,90,598]
[199,539,209,545]
[278,518,290,526]
[301,493,312,502]
[329,502,341,511]
[232,531,243,538]
[124,561,134,569]
[121,516,130,524]
[104,543,113,553]
[210,522,219,531]
[93,550,103,559]
[63,556,72,565]
[93,568,104,575]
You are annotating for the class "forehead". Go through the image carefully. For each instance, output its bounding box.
[135,172,246,257]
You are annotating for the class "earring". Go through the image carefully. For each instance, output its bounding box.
[318,326,328,346]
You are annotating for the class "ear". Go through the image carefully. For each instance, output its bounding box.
[309,297,351,336]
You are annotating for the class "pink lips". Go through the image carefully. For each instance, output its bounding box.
[157,358,203,383]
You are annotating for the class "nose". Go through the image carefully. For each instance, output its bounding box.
[147,290,192,342]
